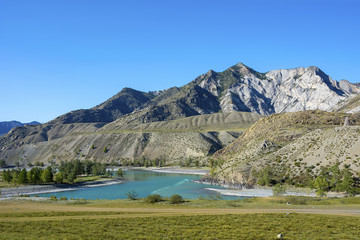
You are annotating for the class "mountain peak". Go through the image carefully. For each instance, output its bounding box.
[305,66,321,73]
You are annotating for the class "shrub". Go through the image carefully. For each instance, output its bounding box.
[169,194,183,204]
[60,197,67,200]
[145,194,162,203]
[285,196,308,205]
[50,196,57,200]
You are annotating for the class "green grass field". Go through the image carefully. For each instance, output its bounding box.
[0,197,360,239]
[1,213,359,239]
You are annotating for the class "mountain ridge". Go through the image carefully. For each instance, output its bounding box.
[0,62,359,167]
[0,121,40,136]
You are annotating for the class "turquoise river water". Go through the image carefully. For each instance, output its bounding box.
[36,170,244,200]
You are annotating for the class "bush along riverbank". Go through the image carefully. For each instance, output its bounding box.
[208,162,360,197]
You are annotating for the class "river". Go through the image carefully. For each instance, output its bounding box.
[35,170,247,200]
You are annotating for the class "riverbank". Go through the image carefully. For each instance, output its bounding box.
[194,179,354,198]
[115,166,209,175]
[0,179,124,198]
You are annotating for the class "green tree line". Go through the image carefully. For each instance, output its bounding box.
[1,159,124,184]
[2,167,53,184]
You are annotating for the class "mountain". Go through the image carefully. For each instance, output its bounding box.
[0,62,359,167]
[0,121,40,136]
[207,111,360,187]
[0,112,262,165]
[193,63,359,115]
[48,88,155,124]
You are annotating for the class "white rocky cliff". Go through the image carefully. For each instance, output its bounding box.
[197,63,359,115]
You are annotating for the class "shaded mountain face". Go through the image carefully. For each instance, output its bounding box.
[0,121,40,136]
[49,88,155,124]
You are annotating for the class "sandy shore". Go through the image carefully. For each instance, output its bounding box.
[0,179,124,198]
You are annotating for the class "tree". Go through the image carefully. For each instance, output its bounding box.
[185,158,193,167]
[313,175,329,197]
[0,159,6,168]
[18,168,28,184]
[83,160,94,175]
[337,168,356,195]
[103,147,108,153]
[257,166,276,186]
[169,194,183,204]
[194,160,200,167]
[55,172,64,183]
[67,170,77,183]
[10,169,20,183]
[33,168,42,183]
[126,191,138,200]
[42,166,53,183]
[106,170,113,177]
[116,168,125,178]
[73,159,84,176]
[28,167,42,184]
[272,183,286,196]
[2,169,11,182]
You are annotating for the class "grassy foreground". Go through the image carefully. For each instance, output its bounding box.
[0,197,360,239]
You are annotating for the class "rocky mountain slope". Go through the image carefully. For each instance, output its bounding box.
[0,121,40,136]
[208,111,360,187]
[194,63,359,115]
[0,62,359,167]
[0,112,261,165]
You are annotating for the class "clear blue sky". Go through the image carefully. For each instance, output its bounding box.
[1,0,359,123]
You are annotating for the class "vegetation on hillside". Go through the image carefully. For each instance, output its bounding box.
[253,163,360,196]
[208,111,360,195]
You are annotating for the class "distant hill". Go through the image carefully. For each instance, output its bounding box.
[0,121,40,136]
